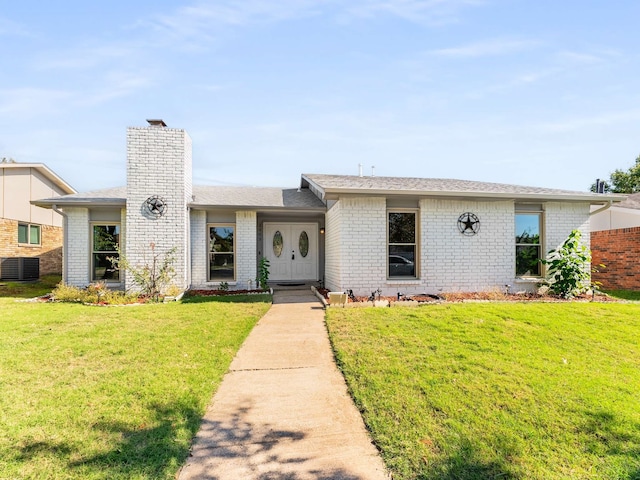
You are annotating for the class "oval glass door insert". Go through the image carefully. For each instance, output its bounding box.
[299,231,309,258]
[273,231,283,257]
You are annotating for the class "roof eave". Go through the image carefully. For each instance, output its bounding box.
[189,203,326,212]
[32,199,126,208]
[321,187,626,204]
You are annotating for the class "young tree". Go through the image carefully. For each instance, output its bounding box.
[591,155,640,193]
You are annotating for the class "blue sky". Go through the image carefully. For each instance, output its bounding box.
[1,1,639,192]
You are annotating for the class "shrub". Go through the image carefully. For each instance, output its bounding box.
[542,230,591,298]
[52,283,140,305]
[257,256,270,290]
[109,243,177,302]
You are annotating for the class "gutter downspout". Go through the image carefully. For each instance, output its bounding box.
[589,200,613,217]
[52,204,68,284]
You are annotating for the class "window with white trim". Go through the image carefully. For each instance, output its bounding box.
[515,205,543,277]
[209,225,235,281]
[18,223,41,245]
[388,211,417,278]
[92,224,120,281]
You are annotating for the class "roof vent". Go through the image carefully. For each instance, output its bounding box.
[146,119,167,127]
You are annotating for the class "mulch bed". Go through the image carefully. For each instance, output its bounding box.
[316,287,618,303]
[187,289,270,296]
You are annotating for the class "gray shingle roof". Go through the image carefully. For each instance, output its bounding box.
[32,186,126,206]
[616,192,640,210]
[191,186,325,209]
[33,185,325,210]
[301,173,625,203]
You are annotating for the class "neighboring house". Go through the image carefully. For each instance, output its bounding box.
[33,121,624,295]
[1,159,76,280]
[590,193,640,291]
[590,193,640,232]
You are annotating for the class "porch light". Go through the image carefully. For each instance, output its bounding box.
[320,227,325,234]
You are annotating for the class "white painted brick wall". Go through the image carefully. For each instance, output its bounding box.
[324,201,342,290]
[65,207,90,286]
[125,126,192,292]
[545,202,591,252]
[190,210,207,287]
[421,199,514,293]
[236,210,257,290]
[325,197,591,296]
[324,196,387,293]
[542,202,591,288]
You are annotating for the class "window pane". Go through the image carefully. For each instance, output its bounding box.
[516,245,541,276]
[93,253,119,281]
[210,227,234,253]
[515,214,540,244]
[93,225,120,251]
[273,231,283,257]
[299,231,309,258]
[29,225,40,244]
[210,253,234,280]
[389,245,416,277]
[389,213,415,243]
[18,224,28,243]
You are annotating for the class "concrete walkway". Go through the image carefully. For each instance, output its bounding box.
[178,289,389,480]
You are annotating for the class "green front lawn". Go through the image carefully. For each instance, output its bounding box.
[327,303,640,480]
[0,292,271,480]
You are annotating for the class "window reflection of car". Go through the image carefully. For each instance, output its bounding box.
[389,255,415,276]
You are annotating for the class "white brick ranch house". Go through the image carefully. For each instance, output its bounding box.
[33,120,624,296]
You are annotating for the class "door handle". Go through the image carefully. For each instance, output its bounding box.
[292,250,295,260]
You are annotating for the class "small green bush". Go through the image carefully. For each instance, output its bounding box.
[52,283,141,305]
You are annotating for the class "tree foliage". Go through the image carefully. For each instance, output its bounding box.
[591,155,640,193]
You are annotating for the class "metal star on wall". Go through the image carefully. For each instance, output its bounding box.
[144,195,167,218]
[457,212,480,236]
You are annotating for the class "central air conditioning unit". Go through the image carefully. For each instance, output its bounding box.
[0,257,40,280]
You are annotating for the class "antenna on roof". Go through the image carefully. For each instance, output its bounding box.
[371,165,376,177]
[358,163,363,177]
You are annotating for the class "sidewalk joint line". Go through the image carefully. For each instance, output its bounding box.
[230,365,317,372]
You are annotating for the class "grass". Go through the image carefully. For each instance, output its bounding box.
[0,283,271,480]
[0,274,61,298]
[605,290,640,301]
[326,303,640,480]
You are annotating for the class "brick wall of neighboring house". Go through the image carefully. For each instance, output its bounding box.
[591,227,640,290]
[0,218,63,275]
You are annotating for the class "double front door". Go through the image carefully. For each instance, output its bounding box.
[263,223,318,281]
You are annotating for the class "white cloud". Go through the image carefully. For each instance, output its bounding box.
[345,0,485,25]
[431,38,541,57]
[35,45,136,71]
[0,17,32,37]
[537,110,640,133]
[0,87,72,118]
[80,72,154,106]
[144,0,486,47]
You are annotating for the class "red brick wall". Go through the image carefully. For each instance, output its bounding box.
[0,218,63,275]
[591,226,640,291]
